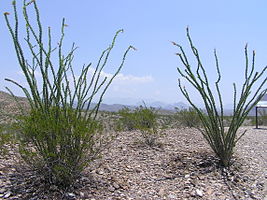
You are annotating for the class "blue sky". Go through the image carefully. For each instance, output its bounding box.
[0,0,266,106]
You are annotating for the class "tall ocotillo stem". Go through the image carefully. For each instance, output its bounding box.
[172,27,267,167]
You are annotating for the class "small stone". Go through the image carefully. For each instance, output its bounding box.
[80,192,85,197]
[125,166,132,172]
[185,174,190,178]
[0,188,6,193]
[183,185,190,190]
[196,189,203,197]
[158,188,165,196]
[4,191,11,198]
[190,191,196,197]
[108,186,115,192]
[66,193,75,199]
[168,194,177,199]
[97,170,104,175]
[113,182,120,189]
[206,188,213,195]
[81,176,90,182]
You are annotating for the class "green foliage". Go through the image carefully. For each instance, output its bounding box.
[173,28,267,167]
[156,114,174,129]
[18,106,103,186]
[117,107,137,131]
[174,107,203,128]
[97,111,120,132]
[134,105,160,146]
[118,105,161,146]
[4,0,134,188]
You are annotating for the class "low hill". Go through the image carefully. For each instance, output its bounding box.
[0,91,29,123]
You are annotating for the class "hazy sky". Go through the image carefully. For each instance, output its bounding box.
[0,0,266,105]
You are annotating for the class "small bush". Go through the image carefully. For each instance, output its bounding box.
[134,105,161,146]
[117,105,162,146]
[18,106,103,186]
[117,107,137,131]
[157,114,174,129]
[174,107,203,128]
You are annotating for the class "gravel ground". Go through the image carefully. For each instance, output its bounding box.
[0,126,266,200]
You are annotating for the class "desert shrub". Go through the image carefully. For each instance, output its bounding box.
[97,111,120,131]
[117,105,161,146]
[133,105,161,146]
[18,106,103,186]
[4,0,134,188]
[172,28,267,167]
[174,107,203,128]
[157,114,174,129]
[117,107,137,131]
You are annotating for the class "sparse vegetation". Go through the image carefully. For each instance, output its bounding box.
[1,0,267,199]
[173,28,267,167]
[174,107,203,128]
[134,105,161,146]
[117,107,137,131]
[117,105,162,146]
[4,0,134,188]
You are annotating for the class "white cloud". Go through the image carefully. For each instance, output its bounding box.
[88,68,155,100]
[14,68,155,101]
[88,68,154,84]
[17,67,154,85]
[115,73,154,83]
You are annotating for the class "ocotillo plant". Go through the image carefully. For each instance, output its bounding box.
[172,28,267,167]
[4,0,134,187]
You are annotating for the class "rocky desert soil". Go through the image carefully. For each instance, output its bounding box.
[0,126,266,200]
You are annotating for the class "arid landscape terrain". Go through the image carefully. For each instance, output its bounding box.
[0,91,266,200]
[1,0,267,199]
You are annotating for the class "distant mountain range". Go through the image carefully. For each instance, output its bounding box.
[0,90,266,115]
[78,101,188,113]
[142,101,189,110]
[0,90,187,113]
